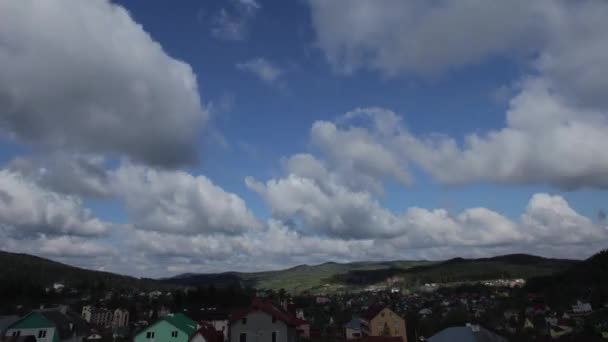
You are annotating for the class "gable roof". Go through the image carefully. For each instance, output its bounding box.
[164,313,198,337]
[190,323,223,342]
[230,299,299,326]
[344,318,362,331]
[8,310,89,340]
[428,326,508,342]
[135,313,198,340]
[363,305,388,321]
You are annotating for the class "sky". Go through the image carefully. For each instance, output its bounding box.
[0,0,607,278]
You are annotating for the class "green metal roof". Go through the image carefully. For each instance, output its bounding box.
[9,313,54,330]
[163,313,197,336]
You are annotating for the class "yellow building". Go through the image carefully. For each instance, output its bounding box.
[361,306,407,342]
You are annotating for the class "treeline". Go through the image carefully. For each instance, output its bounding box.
[526,249,608,309]
[326,258,574,287]
[0,251,168,293]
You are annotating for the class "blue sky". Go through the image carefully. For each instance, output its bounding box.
[0,0,607,277]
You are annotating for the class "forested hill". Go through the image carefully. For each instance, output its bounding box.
[0,250,167,294]
[165,254,579,293]
[526,249,608,306]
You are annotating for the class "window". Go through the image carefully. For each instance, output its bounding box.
[171,331,179,338]
[12,331,21,337]
[38,330,47,338]
[239,333,247,342]
[272,331,277,342]
[146,331,155,339]
[242,317,247,325]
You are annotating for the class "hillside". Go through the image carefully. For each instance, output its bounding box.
[165,254,578,293]
[0,250,168,294]
[526,249,608,307]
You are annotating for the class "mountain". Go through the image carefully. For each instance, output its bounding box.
[164,254,578,293]
[0,250,168,293]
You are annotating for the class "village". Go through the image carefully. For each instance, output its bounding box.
[1,278,607,342]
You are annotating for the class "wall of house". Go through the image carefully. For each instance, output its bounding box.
[5,327,56,342]
[229,312,293,342]
[345,327,362,340]
[369,308,407,342]
[191,334,208,342]
[207,320,228,341]
[134,320,188,342]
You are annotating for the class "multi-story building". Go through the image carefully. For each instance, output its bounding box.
[360,306,407,342]
[112,308,129,328]
[81,306,116,328]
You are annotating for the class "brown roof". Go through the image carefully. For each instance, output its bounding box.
[230,298,299,326]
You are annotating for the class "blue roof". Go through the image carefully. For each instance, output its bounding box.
[428,326,508,342]
[344,318,362,330]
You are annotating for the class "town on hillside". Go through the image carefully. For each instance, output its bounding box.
[2,278,608,342]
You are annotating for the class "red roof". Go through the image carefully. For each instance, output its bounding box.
[230,298,299,326]
[191,323,223,342]
[293,318,309,326]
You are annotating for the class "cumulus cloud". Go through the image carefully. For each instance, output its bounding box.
[309,104,608,190]
[0,0,207,167]
[309,0,545,76]
[247,152,608,244]
[113,164,261,235]
[402,80,608,189]
[210,0,260,41]
[0,234,113,259]
[7,153,113,198]
[236,58,283,84]
[0,169,112,237]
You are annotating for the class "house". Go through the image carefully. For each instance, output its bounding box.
[4,310,89,342]
[427,324,508,342]
[360,305,407,342]
[189,308,229,342]
[572,301,592,315]
[294,318,310,339]
[190,323,223,342]
[549,324,573,339]
[229,298,298,342]
[134,313,198,342]
[345,318,363,340]
[418,309,432,317]
[112,308,129,328]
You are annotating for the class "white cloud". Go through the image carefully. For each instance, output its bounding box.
[247,150,608,245]
[210,0,260,41]
[0,235,113,259]
[7,153,113,198]
[0,169,112,237]
[113,164,261,235]
[0,0,207,167]
[403,80,608,189]
[309,0,545,76]
[236,58,283,84]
